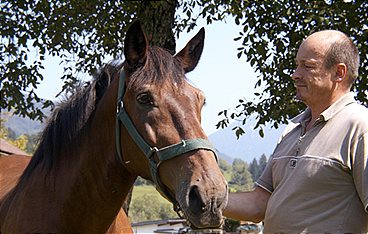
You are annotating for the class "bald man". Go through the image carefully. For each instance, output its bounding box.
[224,30,368,233]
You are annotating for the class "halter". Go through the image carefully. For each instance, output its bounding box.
[115,68,218,215]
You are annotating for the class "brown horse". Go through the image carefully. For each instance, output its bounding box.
[0,154,131,233]
[0,154,132,233]
[0,21,228,233]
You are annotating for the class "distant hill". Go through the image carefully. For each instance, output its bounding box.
[209,121,285,163]
[215,150,233,164]
[1,111,45,137]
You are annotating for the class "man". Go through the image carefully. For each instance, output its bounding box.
[224,30,368,233]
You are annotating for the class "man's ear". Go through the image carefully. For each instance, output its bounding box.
[335,63,347,82]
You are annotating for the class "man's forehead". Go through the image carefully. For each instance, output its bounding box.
[296,41,326,62]
[299,30,345,56]
[294,57,321,64]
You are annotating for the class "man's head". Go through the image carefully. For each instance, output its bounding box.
[292,30,359,108]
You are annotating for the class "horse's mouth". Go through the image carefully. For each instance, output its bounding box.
[184,208,225,229]
[177,186,228,229]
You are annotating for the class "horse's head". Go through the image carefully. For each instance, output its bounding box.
[117,21,228,228]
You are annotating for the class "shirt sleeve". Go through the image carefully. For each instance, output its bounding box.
[352,131,368,213]
[256,155,274,194]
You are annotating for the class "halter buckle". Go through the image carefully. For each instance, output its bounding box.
[149,147,159,160]
[152,147,159,153]
[117,100,124,114]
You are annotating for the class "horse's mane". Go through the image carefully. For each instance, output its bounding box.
[20,46,185,179]
[128,46,185,89]
[20,62,122,179]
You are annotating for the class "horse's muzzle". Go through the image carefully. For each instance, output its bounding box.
[179,179,228,229]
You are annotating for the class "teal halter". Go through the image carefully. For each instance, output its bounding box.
[115,68,218,213]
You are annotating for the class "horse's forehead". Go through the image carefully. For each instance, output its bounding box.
[149,79,202,95]
[128,75,188,92]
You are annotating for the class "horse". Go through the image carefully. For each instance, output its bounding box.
[0,21,228,233]
[0,154,131,233]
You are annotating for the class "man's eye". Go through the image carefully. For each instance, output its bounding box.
[137,93,154,106]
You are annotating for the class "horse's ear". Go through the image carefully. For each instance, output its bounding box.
[175,28,205,73]
[124,20,148,70]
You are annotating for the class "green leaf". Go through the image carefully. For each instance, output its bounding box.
[259,128,264,138]
[235,127,245,139]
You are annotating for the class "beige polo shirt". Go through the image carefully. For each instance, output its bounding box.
[256,92,368,233]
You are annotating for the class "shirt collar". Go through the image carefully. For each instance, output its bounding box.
[291,92,356,125]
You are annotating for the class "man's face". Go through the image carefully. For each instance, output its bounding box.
[291,37,335,107]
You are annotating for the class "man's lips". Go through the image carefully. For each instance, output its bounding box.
[294,83,306,88]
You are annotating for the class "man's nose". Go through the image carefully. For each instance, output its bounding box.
[291,67,300,81]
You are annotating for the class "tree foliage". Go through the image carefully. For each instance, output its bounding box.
[1,0,367,135]
[249,154,268,181]
[229,158,254,192]
[248,158,260,182]
[219,157,232,172]
[1,118,39,154]
[216,0,368,137]
[1,0,178,120]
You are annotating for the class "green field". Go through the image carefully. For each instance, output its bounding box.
[129,185,178,222]
[131,185,170,204]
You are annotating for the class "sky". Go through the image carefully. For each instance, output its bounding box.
[35,19,260,135]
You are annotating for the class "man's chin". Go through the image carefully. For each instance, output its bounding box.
[295,93,303,101]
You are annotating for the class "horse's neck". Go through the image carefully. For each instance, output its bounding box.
[5,149,136,232]
[53,77,137,231]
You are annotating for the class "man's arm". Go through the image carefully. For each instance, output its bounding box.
[224,186,271,223]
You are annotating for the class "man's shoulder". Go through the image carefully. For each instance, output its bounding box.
[343,102,368,121]
[337,102,368,134]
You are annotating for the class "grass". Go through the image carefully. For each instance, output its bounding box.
[131,185,171,204]
[129,185,177,222]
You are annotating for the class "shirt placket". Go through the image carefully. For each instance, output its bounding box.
[294,117,323,156]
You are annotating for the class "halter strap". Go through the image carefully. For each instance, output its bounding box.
[115,68,218,213]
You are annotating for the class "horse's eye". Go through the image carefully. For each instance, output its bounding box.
[137,92,154,106]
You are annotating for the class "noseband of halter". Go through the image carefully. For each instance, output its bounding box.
[115,68,218,215]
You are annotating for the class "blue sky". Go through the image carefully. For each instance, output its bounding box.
[36,19,260,135]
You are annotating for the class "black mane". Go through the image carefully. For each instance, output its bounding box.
[21,62,123,178]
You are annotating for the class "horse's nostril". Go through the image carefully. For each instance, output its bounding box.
[188,185,205,214]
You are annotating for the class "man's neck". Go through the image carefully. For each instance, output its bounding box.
[306,91,349,132]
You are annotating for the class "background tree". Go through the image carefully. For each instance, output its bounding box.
[218,157,232,179]
[248,158,260,182]
[249,154,268,181]
[0,119,34,153]
[258,154,268,173]
[1,0,178,120]
[24,133,39,154]
[1,0,367,133]
[0,119,8,139]
[229,158,254,192]
[217,0,368,137]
